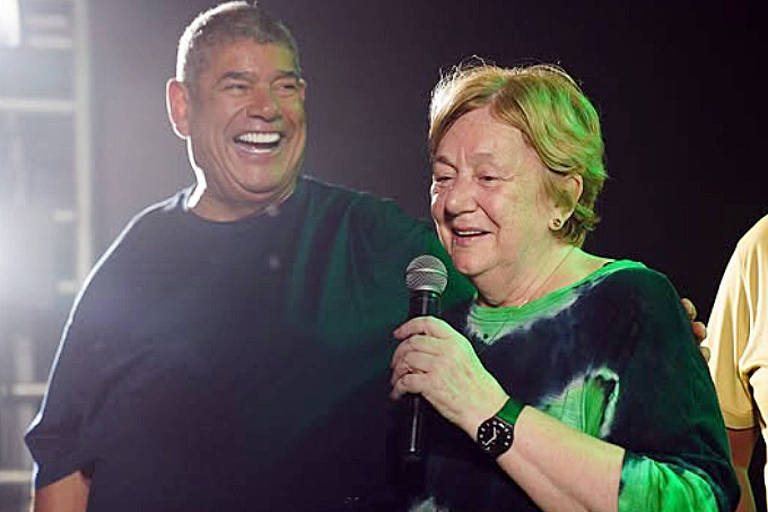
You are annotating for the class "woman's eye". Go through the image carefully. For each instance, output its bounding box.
[274,81,300,95]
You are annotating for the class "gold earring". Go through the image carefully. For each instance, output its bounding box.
[550,218,563,230]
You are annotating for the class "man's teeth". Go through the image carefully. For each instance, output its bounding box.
[235,132,281,144]
[454,229,484,236]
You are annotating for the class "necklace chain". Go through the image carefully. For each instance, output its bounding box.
[476,245,577,344]
[515,245,576,307]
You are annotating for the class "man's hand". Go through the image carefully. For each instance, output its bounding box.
[681,297,709,361]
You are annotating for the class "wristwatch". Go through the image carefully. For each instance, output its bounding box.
[476,398,525,458]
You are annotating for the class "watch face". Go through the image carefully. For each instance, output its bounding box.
[477,417,514,458]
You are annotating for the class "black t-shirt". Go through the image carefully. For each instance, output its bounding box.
[26,175,473,511]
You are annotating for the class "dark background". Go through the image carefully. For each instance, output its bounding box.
[90,0,765,319]
[87,0,768,506]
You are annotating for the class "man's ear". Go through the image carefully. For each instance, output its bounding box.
[166,79,191,139]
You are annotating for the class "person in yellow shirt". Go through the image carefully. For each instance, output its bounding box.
[704,214,768,512]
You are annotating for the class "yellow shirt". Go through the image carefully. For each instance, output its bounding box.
[705,214,768,481]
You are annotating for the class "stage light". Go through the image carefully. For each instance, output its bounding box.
[0,0,21,47]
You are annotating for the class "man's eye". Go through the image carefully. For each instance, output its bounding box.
[433,175,452,183]
[224,83,248,91]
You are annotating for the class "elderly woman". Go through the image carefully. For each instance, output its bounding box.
[391,64,739,512]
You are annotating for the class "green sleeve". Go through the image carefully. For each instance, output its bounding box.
[602,268,739,512]
[619,453,720,511]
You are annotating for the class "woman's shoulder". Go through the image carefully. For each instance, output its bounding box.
[559,250,666,298]
[580,259,683,315]
[609,258,667,278]
[585,259,665,287]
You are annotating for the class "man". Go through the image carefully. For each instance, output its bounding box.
[25,2,706,511]
[25,3,471,510]
[704,214,768,512]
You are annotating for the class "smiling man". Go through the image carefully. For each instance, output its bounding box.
[24,2,471,511]
[168,38,307,221]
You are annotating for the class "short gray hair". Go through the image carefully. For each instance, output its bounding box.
[176,1,301,95]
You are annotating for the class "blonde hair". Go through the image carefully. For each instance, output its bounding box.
[429,62,606,246]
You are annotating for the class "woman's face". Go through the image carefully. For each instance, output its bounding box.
[430,106,558,283]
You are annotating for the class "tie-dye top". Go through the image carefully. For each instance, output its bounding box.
[409,260,738,512]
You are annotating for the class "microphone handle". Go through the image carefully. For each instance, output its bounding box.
[405,393,423,460]
[408,290,441,318]
[404,290,441,460]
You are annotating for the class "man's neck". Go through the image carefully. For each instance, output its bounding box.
[187,181,297,222]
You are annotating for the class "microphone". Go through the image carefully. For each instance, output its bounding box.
[402,254,448,460]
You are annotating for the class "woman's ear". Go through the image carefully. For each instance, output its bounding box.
[560,173,583,220]
[549,173,583,231]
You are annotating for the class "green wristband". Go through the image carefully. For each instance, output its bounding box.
[495,397,525,425]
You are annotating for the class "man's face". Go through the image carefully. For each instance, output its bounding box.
[171,40,306,220]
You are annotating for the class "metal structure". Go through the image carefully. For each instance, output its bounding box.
[0,0,92,510]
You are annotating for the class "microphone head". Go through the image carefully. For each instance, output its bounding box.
[405,254,448,295]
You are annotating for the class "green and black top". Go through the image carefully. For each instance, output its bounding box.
[412,261,739,512]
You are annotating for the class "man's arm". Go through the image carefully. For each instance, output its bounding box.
[33,471,90,512]
[728,427,759,512]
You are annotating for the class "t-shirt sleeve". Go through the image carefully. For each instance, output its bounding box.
[25,274,106,487]
[351,196,473,317]
[705,222,768,430]
[24,214,142,488]
[596,269,739,512]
